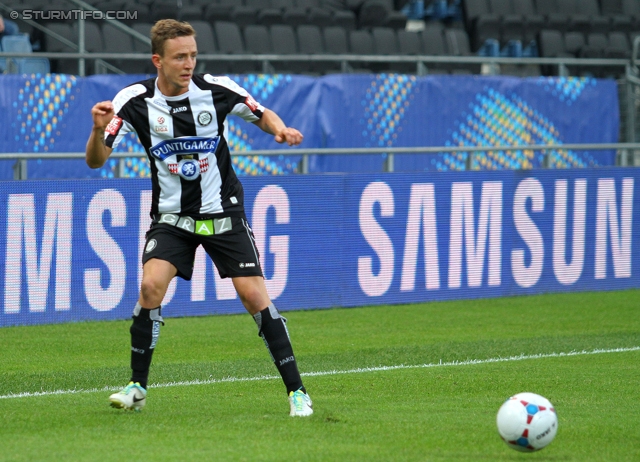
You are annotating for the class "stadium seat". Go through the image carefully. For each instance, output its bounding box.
[101,23,135,74]
[271,0,296,7]
[214,21,245,54]
[462,0,501,51]
[349,29,374,72]
[244,24,272,54]
[444,28,477,73]
[0,34,50,75]
[357,0,394,28]
[535,0,570,33]
[179,5,205,22]
[150,0,180,22]
[512,0,545,43]
[214,21,251,74]
[190,21,217,55]
[257,7,283,26]
[372,27,398,55]
[419,22,451,73]
[445,28,472,55]
[203,2,234,23]
[602,0,634,33]
[17,57,50,74]
[75,21,104,74]
[332,9,357,30]
[270,24,307,73]
[323,25,349,54]
[44,23,78,74]
[297,24,325,54]
[131,23,152,54]
[283,7,309,26]
[577,0,609,34]
[622,0,640,29]
[230,5,259,28]
[397,29,422,55]
[421,22,447,56]
[243,25,272,73]
[538,29,568,58]
[607,31,631,59]
[563,31,585,57]
[297,24,326,73]
[488,0,519,44]
[1,34,32,53]
[371,27,399,72]
[397,29,425,74]
[610,15,634,35]
[580,32,608,58]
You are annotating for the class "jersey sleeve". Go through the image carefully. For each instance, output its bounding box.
[104,83,147,149]
[203,74,265,123]
[104,115,133,149]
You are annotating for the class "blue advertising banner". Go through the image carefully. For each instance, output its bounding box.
[0,73,619,179]
[0,167,637,327]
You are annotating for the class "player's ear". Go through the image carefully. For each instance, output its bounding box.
[151,54,162,69]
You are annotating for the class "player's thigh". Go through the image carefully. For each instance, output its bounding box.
[142,225,199,280]
[141,258,178,289]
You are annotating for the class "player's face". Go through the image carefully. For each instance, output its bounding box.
[154,35,197,97]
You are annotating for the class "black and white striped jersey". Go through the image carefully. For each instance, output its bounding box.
[104,74,265,218]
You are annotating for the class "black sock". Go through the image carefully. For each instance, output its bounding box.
[254,305,305,394]
[129,304,163,389]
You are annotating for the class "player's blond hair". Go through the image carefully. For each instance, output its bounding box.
[150,19,196,56]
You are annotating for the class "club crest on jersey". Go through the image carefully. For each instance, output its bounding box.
[168,158,209,179]
[197,111,212,126]
[177,158,200,181]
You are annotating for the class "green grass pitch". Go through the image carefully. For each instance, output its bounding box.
[1,290,639,461]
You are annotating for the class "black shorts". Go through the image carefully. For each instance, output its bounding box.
[142,215,263,280]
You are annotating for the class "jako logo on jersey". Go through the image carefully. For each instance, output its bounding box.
[150,136,220,160]
[239,262,256,268]
[171,106,187,114]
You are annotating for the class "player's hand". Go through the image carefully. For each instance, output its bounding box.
[275,127,303,146]
[91,101,115,130]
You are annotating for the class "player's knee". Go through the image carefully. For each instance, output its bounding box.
[139,277,168,305]
[238,286,266,312]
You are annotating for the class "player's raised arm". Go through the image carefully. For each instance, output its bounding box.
[253,108,303,147]
[86,101,115,168]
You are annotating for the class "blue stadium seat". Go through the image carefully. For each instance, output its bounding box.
[1,34,50,74]
[17,57,50,74]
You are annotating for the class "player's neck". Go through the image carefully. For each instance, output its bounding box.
[156,76,189,98]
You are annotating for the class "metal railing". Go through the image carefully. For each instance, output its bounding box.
[0,50,630,78]
[4,143,640,180]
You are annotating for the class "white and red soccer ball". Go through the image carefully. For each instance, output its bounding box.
[496,392,558,452]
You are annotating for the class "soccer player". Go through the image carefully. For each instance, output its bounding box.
[85,19,312,417]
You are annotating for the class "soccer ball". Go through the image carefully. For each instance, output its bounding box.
[496,392,558,452]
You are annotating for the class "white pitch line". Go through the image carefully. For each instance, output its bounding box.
[1,346,638,400]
